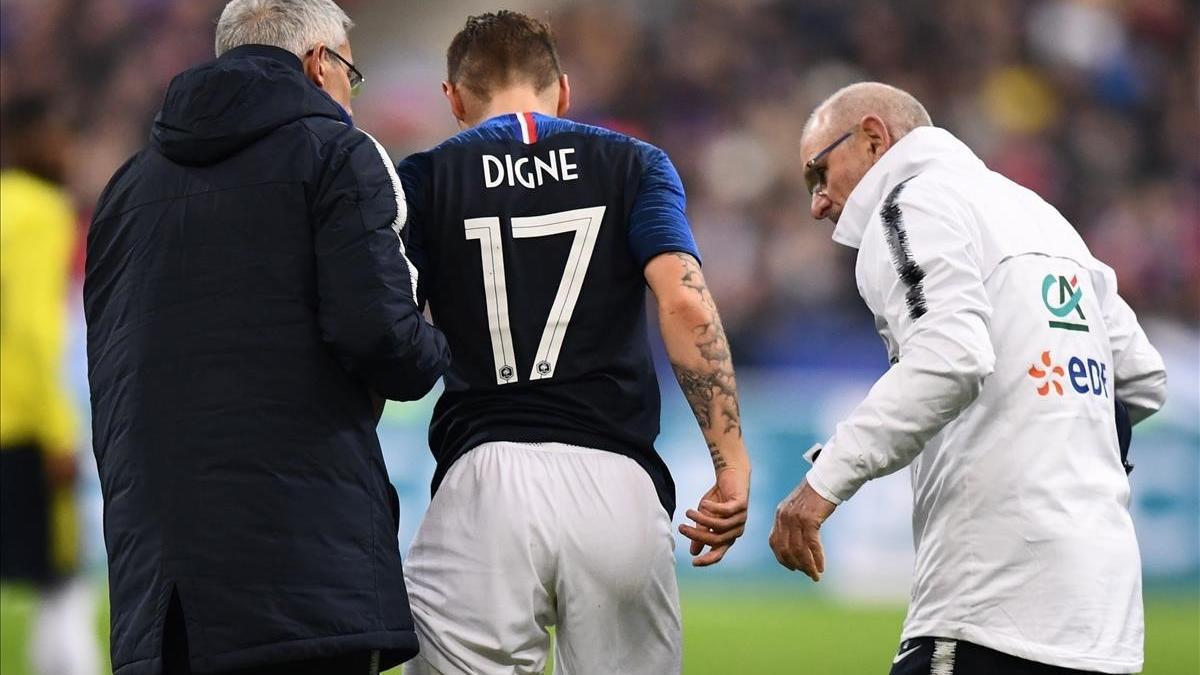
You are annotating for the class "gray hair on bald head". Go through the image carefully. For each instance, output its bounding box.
[804,82,932,143]
[215,0,353,59]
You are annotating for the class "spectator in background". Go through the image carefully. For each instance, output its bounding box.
[0,96,102,675]
[83,0,449,673]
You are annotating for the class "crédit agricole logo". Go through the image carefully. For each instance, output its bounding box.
[1042,273,1089,332]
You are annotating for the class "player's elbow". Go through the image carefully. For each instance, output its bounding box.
[656,291,714,331]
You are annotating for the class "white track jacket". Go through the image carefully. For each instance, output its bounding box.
[805,127,1167,673]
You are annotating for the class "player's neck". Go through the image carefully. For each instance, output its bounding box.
[472,90,557,127]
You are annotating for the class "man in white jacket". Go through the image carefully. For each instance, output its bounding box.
[769,82,1167,675]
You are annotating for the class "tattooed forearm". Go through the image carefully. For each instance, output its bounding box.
[671,357,740,437]
[672,364,715,429]
[708,442,729,471]
[667,253,743,441]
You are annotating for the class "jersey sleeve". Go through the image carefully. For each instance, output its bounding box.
[628,143,701,267]
[805,180,995,504]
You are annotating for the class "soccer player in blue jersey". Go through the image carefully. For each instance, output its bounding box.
[397,11,751,675]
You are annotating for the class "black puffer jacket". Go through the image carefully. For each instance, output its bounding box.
[85,44,448,675]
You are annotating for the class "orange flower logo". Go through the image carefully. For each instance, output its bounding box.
[1028,350,1064,396]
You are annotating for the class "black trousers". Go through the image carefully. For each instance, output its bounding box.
[0,444,59,586]
[162,593,382,675]
[889,637,1101,675]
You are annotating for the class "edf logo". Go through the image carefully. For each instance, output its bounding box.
[1028,350,1109,398]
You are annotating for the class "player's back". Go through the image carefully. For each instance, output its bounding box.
[399,112,696,515]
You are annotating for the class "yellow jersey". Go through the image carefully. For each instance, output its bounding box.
[0,169,78,454]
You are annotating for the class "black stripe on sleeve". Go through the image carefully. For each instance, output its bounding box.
[879,177,928,320]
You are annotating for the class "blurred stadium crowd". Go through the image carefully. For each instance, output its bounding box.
[1,0,1196,364]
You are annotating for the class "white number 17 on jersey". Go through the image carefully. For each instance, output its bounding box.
[464,205,605,385]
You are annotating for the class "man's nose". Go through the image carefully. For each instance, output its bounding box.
[811,191,831,220]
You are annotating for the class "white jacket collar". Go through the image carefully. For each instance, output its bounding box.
[833,127,984,249]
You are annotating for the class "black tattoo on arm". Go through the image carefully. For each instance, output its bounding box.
[708,442,728,471]
[667,253,743,472]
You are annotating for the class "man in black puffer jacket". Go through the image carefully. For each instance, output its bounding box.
[84,2,449,673]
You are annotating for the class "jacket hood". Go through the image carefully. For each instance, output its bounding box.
[152,44,350,166]
[834,127,985,249]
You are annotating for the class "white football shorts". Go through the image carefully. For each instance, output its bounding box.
[403,441,681,675]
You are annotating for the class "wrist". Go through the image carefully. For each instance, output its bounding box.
[802,470,843,506]
[709,441,749,471]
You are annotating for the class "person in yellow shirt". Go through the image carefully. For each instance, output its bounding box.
[0,95,99,675]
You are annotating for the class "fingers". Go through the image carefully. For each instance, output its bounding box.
[769,509,804,572]
[681,487,749,566]
[698,496,748,518]
[678,522,745,547]
[808,526,826,576]
[768,520,794,570]
[685,507,745,532]
[679,507,745,565]
[795,531,820,582]
[691,543,731,567]
[780,528,809,574]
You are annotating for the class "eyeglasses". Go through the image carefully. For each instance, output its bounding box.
[804,127,856,196]
[306,47,364,96]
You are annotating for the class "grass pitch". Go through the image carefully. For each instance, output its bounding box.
[677,587,1199,674]
[2,583,1196,674]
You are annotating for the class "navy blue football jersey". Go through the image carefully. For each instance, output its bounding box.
[398,112,699,515]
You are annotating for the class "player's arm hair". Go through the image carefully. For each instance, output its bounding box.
[645,252,748,474]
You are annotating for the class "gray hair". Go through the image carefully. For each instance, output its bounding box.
[804,82,932,143]
[215,0,353,58]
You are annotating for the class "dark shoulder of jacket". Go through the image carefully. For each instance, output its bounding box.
[299,116,370,177]
[295,117,393,218]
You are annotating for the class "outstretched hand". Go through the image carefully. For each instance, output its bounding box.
[679,465,750,567]
[768,480,837,581]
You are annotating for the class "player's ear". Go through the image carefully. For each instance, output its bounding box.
[443,81,469,128]
[860,115,892,159]
[304,43,328,89]
[556,73,571,117]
